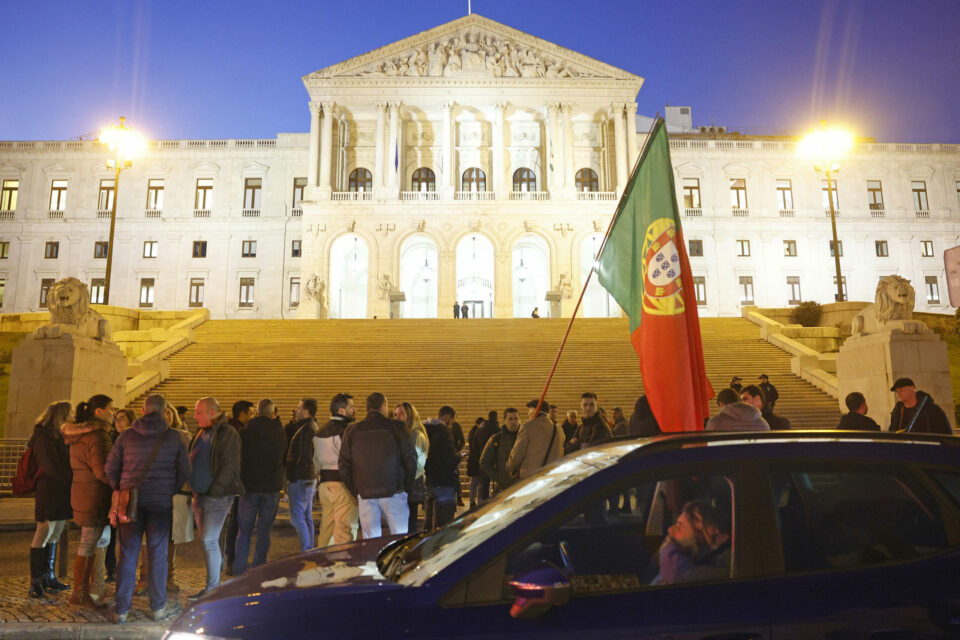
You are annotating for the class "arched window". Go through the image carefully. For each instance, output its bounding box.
[411,167,436,192]
[461,168,486,192]
[349,168,372,192]
[512,168,536,192]
[576,168,599,192]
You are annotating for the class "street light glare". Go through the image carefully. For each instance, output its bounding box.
[798,124,854,172]
[98,120,147,163]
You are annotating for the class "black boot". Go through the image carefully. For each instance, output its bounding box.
[28,548,46,599]
[43,543,70,592]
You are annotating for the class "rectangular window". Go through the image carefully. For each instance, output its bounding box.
[956,181,960,208]
[833,275,848,301]
[688,239,703,257]
[0,241,9,259]
[49,179,67,211]
[821,179,839,210]
[44,241,59,259]
[925,276,940,304]
[241,240,256,258]
[921,240,934,257]
[139,278,155,308]
[239,277,255,307]
[143,241,158,258]
[192,241,207,258]
[146,179,165,210]
[292,177,306,208]
[244,178,262,209]
[787,276,801,305]
[291,239,302,258]
[776,179,794,210]
[189,278,205,308]
[729,178,747,209]
[39,278,55,308]
[912,180,929,211]
[682,178,701,209]
[693,276,706,305]
[0,277,5,307]
[90,278,105,304]
[1,179,19,211]
[195,178,213,209]
[784,240,797,257]
[98,179,115,211]
[94,241,108,259]
[875,240,889,257]
[829,240,843,257]
[736,239,750,257]
[289,277,300,308]
[867,180,884,210]
[739,275,754,305]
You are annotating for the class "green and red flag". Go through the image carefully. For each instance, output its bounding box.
[596,118,714,431]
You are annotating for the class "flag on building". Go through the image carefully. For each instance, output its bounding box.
[596,118,714,431]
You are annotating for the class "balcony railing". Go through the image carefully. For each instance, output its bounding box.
[825,210,841,218]
[400,191,441,202]
[242,209,260,218]
[871,210,885,219]
[455,191,496,201]
[915,210,930,219]
[97,210,111,219]
[731,208,749,217]
[577,191,616,201]
[144,209,162,218]
[332,191,373,201]
[193,209,211,218]
[509,191,549,201]
[290,208,303,217]
[684,208,702,217]
[48,210,64,219]
[0,211,14,220]
[779,209,795,218]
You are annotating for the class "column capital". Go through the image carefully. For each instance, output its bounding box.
[441,100,455,112]
[387,101,402,112]
[309,102,322,115]
[375,101,388,112]
[547,102,560,116]
[625,101,638,115]
[320,100,336,114]
[608,102,625,117]
[559,102,573,114]
[494,101,508,114]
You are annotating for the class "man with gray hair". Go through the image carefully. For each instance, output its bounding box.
[105,394,189,623]
[188,397,242,600]
[233,398,287,575]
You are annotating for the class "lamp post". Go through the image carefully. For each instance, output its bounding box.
[799,122,853,303]
[98,117,146,305]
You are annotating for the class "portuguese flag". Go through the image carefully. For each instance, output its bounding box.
[596,118,713,431]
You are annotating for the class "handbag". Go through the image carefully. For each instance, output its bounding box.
[109,431,168,526]
[11,446,41,495]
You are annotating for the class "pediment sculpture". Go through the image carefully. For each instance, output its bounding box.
[851,275,929,337]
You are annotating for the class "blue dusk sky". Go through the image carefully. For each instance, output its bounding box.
[1,0,957,143]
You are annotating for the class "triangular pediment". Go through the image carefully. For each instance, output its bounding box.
[304,14,641,84]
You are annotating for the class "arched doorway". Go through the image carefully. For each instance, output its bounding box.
[581,233,618,317]
[456,234,494,318]
[329,234,369,318]
[399,235,438,318]
[512,234,550,317]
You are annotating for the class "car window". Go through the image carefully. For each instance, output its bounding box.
[770,465,949,574]
[501,473,735,597]
[930,470,960,508]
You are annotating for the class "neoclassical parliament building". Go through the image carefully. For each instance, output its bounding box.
[0,14,957,320]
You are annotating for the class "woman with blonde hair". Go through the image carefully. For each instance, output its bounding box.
[394,402,428,533]
[28,401,74,599]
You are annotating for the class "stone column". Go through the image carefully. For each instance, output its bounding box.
[493,248,512,318]
[493,102,506,197]
[441,101,455,197]
[547,103,560,194]
[374,102,386,193]
[561,103,574,190]
[438,249,456,318]
[612,102,628,191]
[318,101,335,195]
[388,102,400,190]
[307,103,321,188]
[626,102,639,172]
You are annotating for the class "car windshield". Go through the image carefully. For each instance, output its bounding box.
[392,442,644,586]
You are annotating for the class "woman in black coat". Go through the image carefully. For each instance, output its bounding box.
[28,400,74,598]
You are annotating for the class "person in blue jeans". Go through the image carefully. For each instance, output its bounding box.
[286,398,320,551]
[104,394,189,624]
[423,407,461,529]
[234,398,287,574]
[188,397,243,601]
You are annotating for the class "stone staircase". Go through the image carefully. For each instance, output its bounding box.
[136,317,841,431]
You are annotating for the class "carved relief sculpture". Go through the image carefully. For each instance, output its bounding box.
[556,273,573,299]
[34,277,111,341]
[851,275,929,336]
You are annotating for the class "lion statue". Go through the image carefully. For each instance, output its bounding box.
[34,277,111,341]
[850,275,928,337]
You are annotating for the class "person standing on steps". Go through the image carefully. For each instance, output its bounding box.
[758,375,779,412]
[453,302,460,319]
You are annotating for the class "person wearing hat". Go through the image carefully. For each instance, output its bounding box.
[507,399,565,480]
[729,377,743,394]
[888,378,951,434]
[758,375,779,412]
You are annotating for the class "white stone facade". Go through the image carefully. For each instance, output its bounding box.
[0,14,957,319]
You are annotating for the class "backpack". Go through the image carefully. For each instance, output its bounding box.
[11,446,41,495]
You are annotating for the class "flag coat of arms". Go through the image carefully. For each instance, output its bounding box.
[596,118,714,431]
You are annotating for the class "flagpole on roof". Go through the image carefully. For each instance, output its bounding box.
[534,114,661,416]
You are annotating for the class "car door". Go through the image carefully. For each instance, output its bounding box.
[764,461,960,639]
[446,463,773,639]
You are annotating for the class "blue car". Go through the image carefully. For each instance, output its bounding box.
[165,431,960,639]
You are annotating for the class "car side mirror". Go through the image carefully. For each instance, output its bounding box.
[508,564,571,619]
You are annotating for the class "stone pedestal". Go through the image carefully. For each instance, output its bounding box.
[389,291,406,319]
[5,335,127,438]
[837,331,954,431]
[545,291,562,319]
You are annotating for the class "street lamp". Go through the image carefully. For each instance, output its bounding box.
[98,117,146,305]
[799,121,853,303]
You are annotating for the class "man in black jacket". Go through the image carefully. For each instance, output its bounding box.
[740,385,791,430]
[233,398,287,575]
[570,392,613,450]
[286,398,320,552]
[424,408,461,528]
[479,407,521,495]
[837,392,881,431]
[339,392,417,538]
[889,378,952,434]
[466,410,498,508]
